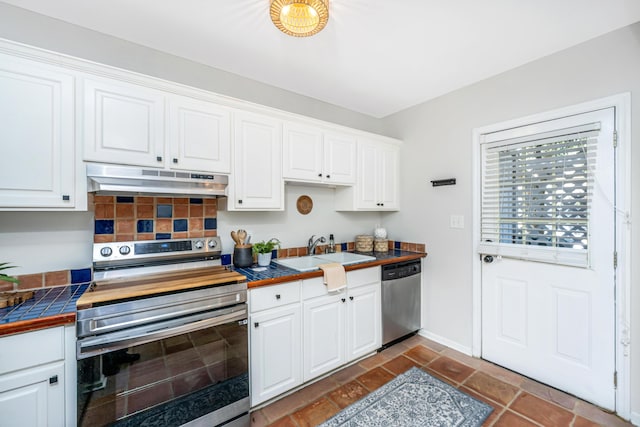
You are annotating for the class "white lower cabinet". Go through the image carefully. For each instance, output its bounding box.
[249,282,302,406]
[302,291,347,381]
[0,326,74,427]
[249,267,381,406]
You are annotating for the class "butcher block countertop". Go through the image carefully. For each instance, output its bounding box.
[235,250,426,288]
[76,266,246,309]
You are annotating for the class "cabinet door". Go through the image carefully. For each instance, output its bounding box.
[355,142,379,209]
[346,283,381,361]
[303,294,346,381]
[0,55,75,208]
[168,96,231,173]
[232,112,283,210]
[83,77,165,167]
[377,143,400,210]
[282,123,323,182]
[323,132,356,185]
[250,305,302,406]
[0,362,65,427]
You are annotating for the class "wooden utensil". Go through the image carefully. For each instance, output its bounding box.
[231,230,240,245]
[238,229,247,245]
[0,290,34,308]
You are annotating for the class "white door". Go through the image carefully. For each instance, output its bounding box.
[250,305,302,406]
[282,122,323,182]
[323,131,357,185]
[479,108,616,410]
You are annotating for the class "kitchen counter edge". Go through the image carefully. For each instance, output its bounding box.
[246,251,427,289]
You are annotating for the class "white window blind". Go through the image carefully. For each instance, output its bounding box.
[479,123,600,267]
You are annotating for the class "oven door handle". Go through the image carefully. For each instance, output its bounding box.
[77,305,247,359]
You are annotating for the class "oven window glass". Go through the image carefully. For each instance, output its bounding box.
[77,321,248,427]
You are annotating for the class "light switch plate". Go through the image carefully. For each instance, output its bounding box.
[450,215,464,229]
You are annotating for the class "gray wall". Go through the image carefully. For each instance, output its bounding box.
[0,2,388,136]
[381,22,640,419]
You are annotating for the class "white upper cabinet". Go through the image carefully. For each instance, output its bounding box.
[283,123,356,185]
[0,54,80,210]
[83,76,231,173]
[230,111,283,210]
[335,139,400,211]
[168,96,231,173]
[83,76,166,168]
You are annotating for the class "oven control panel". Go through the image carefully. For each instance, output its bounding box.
[93,236,222,264]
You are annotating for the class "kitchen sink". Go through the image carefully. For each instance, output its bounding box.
[273,252,376,272]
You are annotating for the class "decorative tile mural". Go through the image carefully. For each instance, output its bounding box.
[92,195,218,243]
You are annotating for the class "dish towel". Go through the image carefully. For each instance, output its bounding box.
[318,263,347,292]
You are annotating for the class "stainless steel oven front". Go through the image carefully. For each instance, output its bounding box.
[77,236,249,427]
[77,284,249,427]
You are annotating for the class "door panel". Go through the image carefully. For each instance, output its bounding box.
[480,108,615,410]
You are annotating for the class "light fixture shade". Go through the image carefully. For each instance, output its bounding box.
[270,0,329,37]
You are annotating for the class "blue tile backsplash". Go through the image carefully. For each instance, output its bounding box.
[157,204,173,218]
[71,268,92,284]
[95,219,114,234]
[173,219,188,232]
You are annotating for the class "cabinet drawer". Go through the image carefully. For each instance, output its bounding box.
[347,266,380,289]
[0,327,64,375]
[250,281,300,313]
[301,276,348,300]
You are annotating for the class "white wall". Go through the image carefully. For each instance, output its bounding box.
[381,23,640,419]
[0,2,389,137]
[218,185,383,254]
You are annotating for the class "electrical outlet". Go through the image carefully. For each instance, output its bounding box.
[450,215,464,229]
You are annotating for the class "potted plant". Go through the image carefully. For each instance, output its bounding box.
[252,238,280,267]
[0,263,19,285]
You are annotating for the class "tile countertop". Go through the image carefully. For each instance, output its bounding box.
[0,250,426,336]
[0,283,90,337]
[234,250,427,288]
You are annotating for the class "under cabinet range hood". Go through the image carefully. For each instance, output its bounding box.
[86,163,228,198]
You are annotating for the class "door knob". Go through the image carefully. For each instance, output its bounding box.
[483,255,494,263]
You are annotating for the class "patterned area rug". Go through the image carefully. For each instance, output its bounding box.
[319,367,492,427]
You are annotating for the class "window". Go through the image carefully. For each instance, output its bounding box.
[480,123,599,267]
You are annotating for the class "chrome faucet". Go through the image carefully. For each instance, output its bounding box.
[307,235,326,255]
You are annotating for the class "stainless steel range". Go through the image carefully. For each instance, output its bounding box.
[76,237,249,427]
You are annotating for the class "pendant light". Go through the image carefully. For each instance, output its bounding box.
[270,0,329,37]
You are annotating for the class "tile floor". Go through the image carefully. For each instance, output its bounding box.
[250,335,633,427]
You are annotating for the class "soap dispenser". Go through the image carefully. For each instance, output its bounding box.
[327,234,336,253]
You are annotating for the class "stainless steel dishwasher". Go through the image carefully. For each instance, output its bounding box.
[381,259,422,346]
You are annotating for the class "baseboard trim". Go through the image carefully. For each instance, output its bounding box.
[418,329,472,355]
[629,411,639,425]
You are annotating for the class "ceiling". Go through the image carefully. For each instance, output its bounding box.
[3,1,640,118]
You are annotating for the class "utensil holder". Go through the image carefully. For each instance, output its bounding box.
[233,245,253,268]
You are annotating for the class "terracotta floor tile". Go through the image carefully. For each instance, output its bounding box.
[463,372,519,406]
[459,386,504,426]
[426,356,474,383]
[520,378,577,411]
[379,342,410,358]
[267,416,297,427]
[357,366,396,391]
[441,347,485,369]
[261,391,309,422]
[327,363,366,384]
[382,355,420,375]
[291,397,340,427]
[421,366,460,388]
[250,409,270,427]
[573,416,604,427]
[509,392,573,426]
[327,380,369,409]
[295,376,340,404]
[400,334,430,348]
[477,360,525,387]
[418,337,449,353]
[494,410,539,427]
[357,352,390,370]
[403,345,440,365]
[574,401,634,427]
